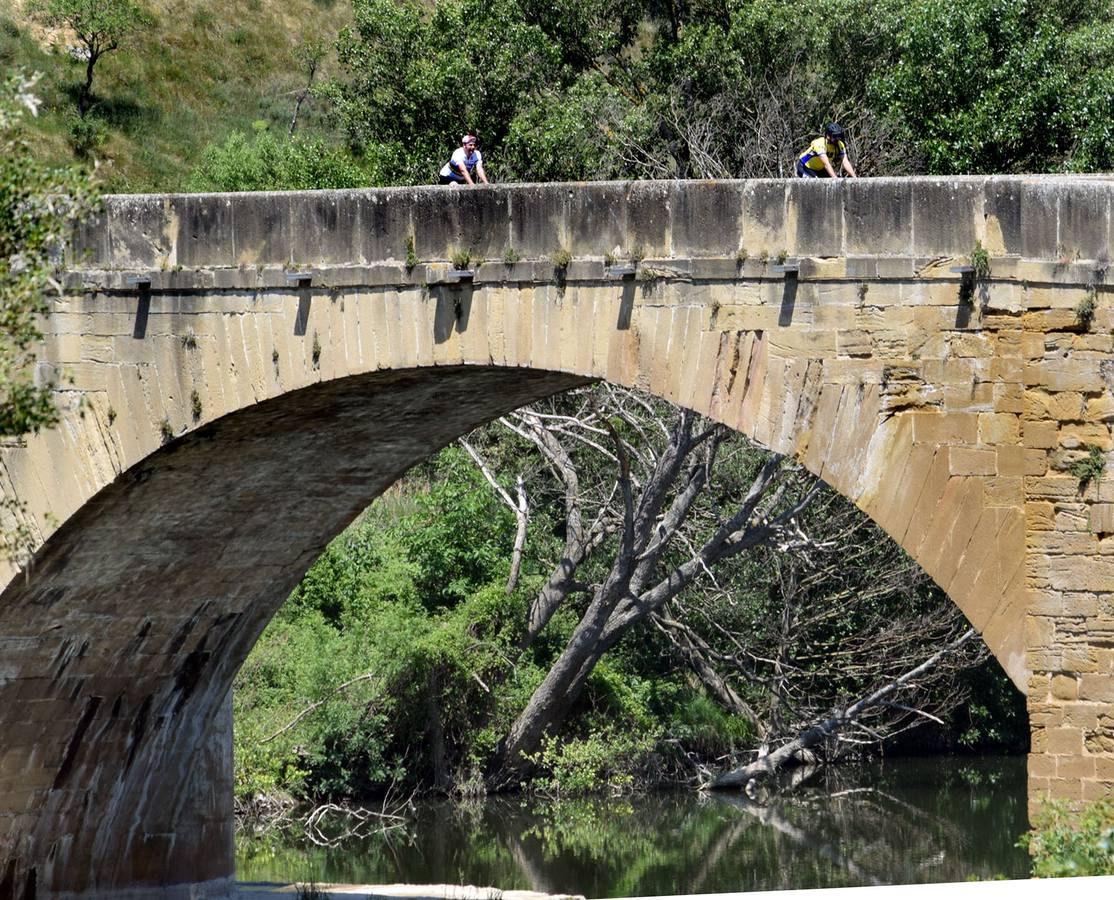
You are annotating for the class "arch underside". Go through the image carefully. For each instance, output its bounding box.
[0,366,588,896]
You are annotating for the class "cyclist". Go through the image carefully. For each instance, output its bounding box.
[439,134,488,185]
[796,123,857,178]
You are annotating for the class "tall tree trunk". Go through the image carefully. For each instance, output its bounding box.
[79,52,97,118]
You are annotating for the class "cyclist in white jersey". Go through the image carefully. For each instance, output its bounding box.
[439,134,488,185]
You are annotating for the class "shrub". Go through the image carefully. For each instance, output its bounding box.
[1068,444,1105,492]
[1026,799,1114,877]
[186,126,367,192]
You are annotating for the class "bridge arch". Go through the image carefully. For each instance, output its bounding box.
[1,178,1111,897]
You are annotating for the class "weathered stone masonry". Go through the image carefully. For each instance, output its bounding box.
[0,177,1112,898]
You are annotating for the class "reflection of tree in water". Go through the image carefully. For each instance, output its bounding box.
[236,760,1029,893]
[706,760,1028,890]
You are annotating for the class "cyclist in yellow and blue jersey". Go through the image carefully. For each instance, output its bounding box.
[796,123,857,178]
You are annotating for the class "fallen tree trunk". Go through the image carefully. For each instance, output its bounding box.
[709,627,977,790]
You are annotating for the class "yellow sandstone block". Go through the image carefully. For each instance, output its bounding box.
[911,411,978,444]
[1024,421,1059,449]
[1087,395,1114,423]
[948,446,997,476]
[1026,501,1057,530]
[1059,423,1113,451]
[979,412,1020,445]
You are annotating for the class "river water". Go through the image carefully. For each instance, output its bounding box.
[236,756,1031,893]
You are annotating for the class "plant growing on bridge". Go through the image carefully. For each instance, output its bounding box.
[970,241,990,279]
[1076,288,1097,330]
[1069,444,1106,493]
[405,236,419,272]
[28,0,153,119]
[451,248,472,271]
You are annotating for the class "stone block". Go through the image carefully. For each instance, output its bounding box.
[998,445,1046,476]
[1029,753,1056,778]
[1059,182,1111,261]
[1026,501,1056,529]
[948,446,997,476]
[787,179,844,256]
[1020,332,1046,359]
[912,180,981,255]
[982,179,1023,254]
[671,182,743,257]
[952,333,995,358]
[845,179,913,255]
[1025,358,1106,393]
[1047,727,1084,755]
[1045,392,1086,421]
[1022,309,1082,332]
[1024,420,1059,449]
[1056,756,1096,780]
[509,184,568,258]
[1083,779,1114,802]
[625,181,672,258]
[351,189,418,265]
[1080,674,1114,702]
[944,381,993,411]
[411,186,511,264]
[741,181,788,254]
[1020,184,1060,259]
[911,411,978,444]
[1059,423,1113,451]
[978,412,1020,445]
[1091,504,1114,535]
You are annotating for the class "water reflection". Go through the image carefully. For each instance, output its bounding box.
[237,757,1031,894]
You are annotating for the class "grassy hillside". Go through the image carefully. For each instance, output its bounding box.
[0,0,353,191]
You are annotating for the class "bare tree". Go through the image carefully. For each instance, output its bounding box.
[289,37,328,137]
[476,387,821,785]
[464,386,986,790]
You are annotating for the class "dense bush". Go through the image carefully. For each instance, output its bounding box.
[186,123,369,191]
[1027,800,1114,877]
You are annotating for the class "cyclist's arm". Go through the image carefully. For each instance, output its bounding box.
[818,153,838,178]
[841,155,858,178]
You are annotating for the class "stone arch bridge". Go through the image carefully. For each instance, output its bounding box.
[2,177,1113,898]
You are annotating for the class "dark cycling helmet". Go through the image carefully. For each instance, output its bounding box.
[824,122,844,140]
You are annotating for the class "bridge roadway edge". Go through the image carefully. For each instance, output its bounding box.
[0,177,1111,897]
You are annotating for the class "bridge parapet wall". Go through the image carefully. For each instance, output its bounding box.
[71,177,1113,273]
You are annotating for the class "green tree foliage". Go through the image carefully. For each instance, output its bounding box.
[870,0,1114,173]
[186,124,369,192]
[317,0,1113,182]
[28,0,152,118]
[0,71,96,563]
